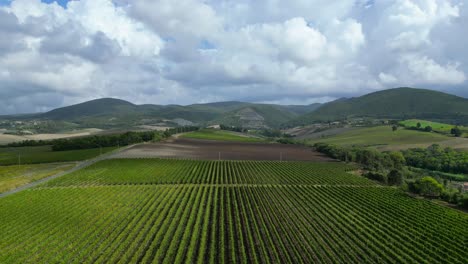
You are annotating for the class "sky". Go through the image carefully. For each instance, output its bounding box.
[0,0,467,114]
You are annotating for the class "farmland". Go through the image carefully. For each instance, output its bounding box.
[113,137,333,161]
[399,119,467,133]
[0,163,75,193]
[0,146,117,166]
[306,125,468,150]
[0,159,467,263]
[42,159,364,187]
[181,129,266,143]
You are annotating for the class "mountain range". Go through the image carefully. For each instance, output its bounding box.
[2,88,468,130]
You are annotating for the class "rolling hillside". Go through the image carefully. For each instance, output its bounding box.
[42,98,138,120]
[290,88,468,126]
[212,105,299,128]
[4,87,467,130]
[9,99,319,129]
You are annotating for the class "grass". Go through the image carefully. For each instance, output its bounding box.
[307,125,450,148]
[182,129,266,143]
[0,163,75,193]
[399,119,467,133]
[0,159,466,263]
[0,146,117,166]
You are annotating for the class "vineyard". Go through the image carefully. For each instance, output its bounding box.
[0,159,467,263]
[42,159,365,187]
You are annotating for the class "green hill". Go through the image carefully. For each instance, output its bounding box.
[213,105,299,129]
[291,88,468,126]
[29,99,312,129]
[43,98,138,120]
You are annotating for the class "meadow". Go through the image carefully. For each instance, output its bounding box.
[181,129,266,143]
[399,119,467,134]
[0,163,75,193]
[306,126,455,149]
[0,146,117,166]
[0,159,466,263]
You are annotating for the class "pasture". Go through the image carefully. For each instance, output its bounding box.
[0,159,467,263]
[306,126,468,150]
[399,119,466,133]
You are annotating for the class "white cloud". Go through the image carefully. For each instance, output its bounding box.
[403,55,466,85]
[379,73,398,84]
[67,0,163,57]
[129,0,222,39]
[0,0,467,114]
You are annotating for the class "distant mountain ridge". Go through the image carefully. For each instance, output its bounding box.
[32,98,322,129]
[4,87,467,129]
[289,88,468,126]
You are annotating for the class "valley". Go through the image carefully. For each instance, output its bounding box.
[0,87,467,264]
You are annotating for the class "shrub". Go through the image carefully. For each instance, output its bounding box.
[416,176,444,198]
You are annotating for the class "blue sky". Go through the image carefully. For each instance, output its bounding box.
[0,0,467,114]
[41,0,69,6]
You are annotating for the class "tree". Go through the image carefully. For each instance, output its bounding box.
[450,127,462,137]
[459,193,468,210]
[388,151,406,170]
[416,122,422,129]
[387,170,403,186]
[392,125,398,132]
[424,126,433,132]
[417,177,444,197]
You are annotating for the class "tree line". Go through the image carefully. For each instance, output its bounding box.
[2,126,199,151]
[402,144,468,174]
[314,142,468,210]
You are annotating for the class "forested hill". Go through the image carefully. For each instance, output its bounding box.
[25,98,321,129]
[5,87,468,129]
[289,88,468,126]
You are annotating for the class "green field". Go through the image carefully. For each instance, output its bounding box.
[0,163,75,193]
[42,159,364,187]
[0,146,117,166]
[307,126,450,148]
[399,119,467,133]
[182,129,266,143]
[0,159,466,263]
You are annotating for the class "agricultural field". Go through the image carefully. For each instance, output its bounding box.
[399,119,467,134]
[0,146,117,166]
[181,129,265,143]
[42,159,365,187]
[0,159,467,263]
[306,125,468,150]
[113,138,333,161]
[0,163,75,193]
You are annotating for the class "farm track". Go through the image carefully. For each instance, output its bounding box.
[0,144,135,199]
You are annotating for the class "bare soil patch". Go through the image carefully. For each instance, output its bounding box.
[112,138,335,161]
[0,128,102,144]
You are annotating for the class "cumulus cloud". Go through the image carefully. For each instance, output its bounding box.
[402,55,466,85]
[0,0,466,114]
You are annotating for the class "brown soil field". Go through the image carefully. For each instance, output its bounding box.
[112,138,335,161]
